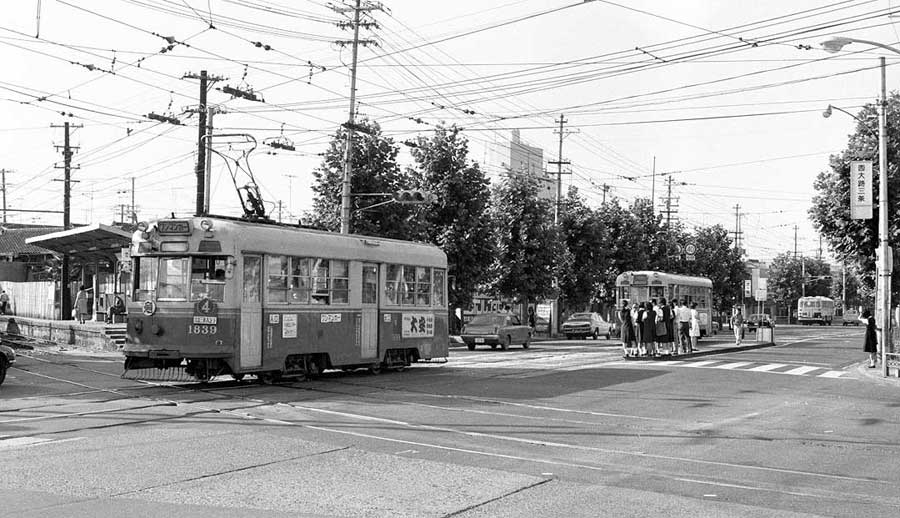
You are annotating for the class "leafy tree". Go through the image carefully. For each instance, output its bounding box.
[769,253,832,317]
[487,171,563,306]
[681,225,744,312]
[305,119,418,239]
[558,186,610,310]
[409,125,494,310]
[809,93,900,295]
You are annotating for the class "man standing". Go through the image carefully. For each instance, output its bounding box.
[0,290,8,315]
[677,299,692,353]
[730,308,745,345]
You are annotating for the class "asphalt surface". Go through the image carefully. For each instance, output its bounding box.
[0,325,897,517]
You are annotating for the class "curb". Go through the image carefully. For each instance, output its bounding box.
[622,341,778,361]
[853,361,900,387]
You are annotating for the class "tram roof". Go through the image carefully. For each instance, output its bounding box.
[147,216,447,266]
[615,270,713,287]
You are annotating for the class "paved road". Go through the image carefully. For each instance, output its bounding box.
[1,325,897,517]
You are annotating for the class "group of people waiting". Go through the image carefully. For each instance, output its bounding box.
[617,298,701,357]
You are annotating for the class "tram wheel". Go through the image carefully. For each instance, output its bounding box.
[231,373,245,382]
[258,371,281,384]
[368,364,382,375]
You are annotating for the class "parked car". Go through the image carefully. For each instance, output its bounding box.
[0,343,15,387]
[746,313,774,332]
[461,313,532,351]
[561,312,613,340]
[842,309,861,326]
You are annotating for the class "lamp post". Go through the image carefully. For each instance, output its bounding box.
[822,37,895,376]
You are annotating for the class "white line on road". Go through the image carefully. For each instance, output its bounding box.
[714,362,753,370]
[747,364,787,372]
[683,360,721,368]
[782,366,820,376]
[818,371,851,378]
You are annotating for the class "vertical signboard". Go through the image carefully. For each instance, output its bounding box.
[850,160,873,220]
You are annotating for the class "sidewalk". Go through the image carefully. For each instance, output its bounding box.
[853,360,900,387]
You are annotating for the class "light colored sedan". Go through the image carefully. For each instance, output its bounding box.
[461,313,532,351]
[561,312,612,340]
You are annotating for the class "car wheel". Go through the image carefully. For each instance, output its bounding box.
[0,359,6,386]
[523,333,531,349]
[605,331,611,340]
[500,335,510,350]
[467,343,475,351]
[565,334,573,340]
[592,329,599,340]
[490,344,497,349]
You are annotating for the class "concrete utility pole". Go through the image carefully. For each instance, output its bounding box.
[650,156,656,216]
[794,225,798,258]
[547,114,573,224]
[0,168,12,224]
[601,183,610,204]
[334,0,382,234]
[660,174,680,229]
[731,204,743,253]
[52,121,81,320]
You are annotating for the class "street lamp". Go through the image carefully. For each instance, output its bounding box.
[821,36,896,375]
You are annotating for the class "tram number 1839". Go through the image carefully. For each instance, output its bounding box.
[188,324,218,335]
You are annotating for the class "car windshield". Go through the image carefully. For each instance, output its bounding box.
[468,314,505,326]
[568,313,593,321]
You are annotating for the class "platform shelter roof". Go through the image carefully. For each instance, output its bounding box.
[25,223,132,263]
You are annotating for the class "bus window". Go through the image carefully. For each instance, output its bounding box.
[266,255,289,303]
[158,257,188,301]
[134,257,157,301]
[649,286,665,300]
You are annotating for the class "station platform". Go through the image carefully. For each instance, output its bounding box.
[0,314,124,352]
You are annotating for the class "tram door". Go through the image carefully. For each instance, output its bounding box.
[240,254,263,368]
[360,263,379,359]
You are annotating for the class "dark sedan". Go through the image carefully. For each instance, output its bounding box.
[461,313,532,351]
[0,343,15,387]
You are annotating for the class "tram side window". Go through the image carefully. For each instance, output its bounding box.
[190,256,228,302]
[331,260,349,304]
[385,264,401,305]
[402,266,416,305]
[311,258,330,304]
[266,255,289,303]
[433,269,445,307]
[416,267,431,305]
[289,256,311,303]
[362,265,378,304]
[158,258,189,301]
[133,257,157,301]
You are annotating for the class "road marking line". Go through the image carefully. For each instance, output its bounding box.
[818,370,851,378]
[649,360,686,366]
[0,436,83,450]
[714,362,753,370]
[684,360,721,368]
[747,363,787,372]
[783,366,820,376]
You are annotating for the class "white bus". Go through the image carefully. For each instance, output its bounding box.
[797,296,835,325]
[614,271,714,336]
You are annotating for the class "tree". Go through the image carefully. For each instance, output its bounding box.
[769,253,832,316]
[409,125,494,310]
[305,119,419,239]
[681,225,744,312]
[558,186,610,310]
[486,171,563,306]
[809,93,900,295]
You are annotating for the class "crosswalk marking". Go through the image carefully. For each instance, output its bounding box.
[783,366,820,376]
[715,362,753,370]
[748,363,787,372]
[684,360,720,368]
[818,370,850,378]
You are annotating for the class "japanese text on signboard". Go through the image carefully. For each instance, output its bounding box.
[850,160,873,220]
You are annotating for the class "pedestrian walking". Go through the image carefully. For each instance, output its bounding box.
[689,302,701,352]
[527,306,536,332]
[0,290,8,315]
[618,300,636,357]
[632,303,643,355]
[74,286,90,324]
[860,309,878,368]
[677,299,692,353]
[657,297,673,355]
[730,308,744,345]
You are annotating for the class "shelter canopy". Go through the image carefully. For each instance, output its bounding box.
[25,223,132,263]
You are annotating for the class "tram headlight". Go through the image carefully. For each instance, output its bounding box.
[200,219,214,232]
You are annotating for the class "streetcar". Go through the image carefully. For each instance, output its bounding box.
[122,215,449,382]
[614,271,714,336]
[797,296,835,325]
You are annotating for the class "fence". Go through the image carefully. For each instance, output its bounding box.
[0,281,56,320]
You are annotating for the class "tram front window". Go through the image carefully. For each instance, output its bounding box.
[190,256,229,302]
[133,256,230,302]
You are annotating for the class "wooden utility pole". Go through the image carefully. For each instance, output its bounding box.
[183,71,225,216]
[52,121,81,320]
[0,169,11,224]
[731,204,743,253]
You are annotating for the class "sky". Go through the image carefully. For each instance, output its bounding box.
[2,0,900,263]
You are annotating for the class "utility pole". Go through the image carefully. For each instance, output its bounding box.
[547,114,574,224]
[660,175,680,229]
[277,200,283,223]
[650,156,656,216]
[52,121,81,320]
[731,204,743,253]
[334,0,382,234]
[131,177,136,223]
[601,183,610,204]
[794,225,798,258]
[0,169,11,224]
[285,174,297,220]
[818,235,823,260]
[183,71,225,216]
